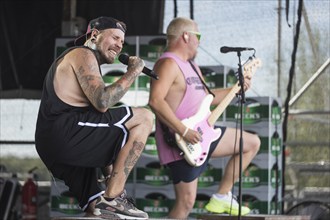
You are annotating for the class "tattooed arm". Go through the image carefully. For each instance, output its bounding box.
[70,48,144,112]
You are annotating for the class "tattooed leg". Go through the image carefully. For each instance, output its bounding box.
[103,107,153,198]
[123,141,144,178]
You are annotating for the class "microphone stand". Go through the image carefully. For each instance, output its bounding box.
[236,51,245,220]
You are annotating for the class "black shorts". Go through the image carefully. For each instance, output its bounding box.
[167,126,226,184]
[37,105,133,211]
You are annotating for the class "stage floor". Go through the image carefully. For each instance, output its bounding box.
[51,214,310,220]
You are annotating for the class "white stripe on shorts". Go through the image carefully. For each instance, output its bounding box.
[114,106,131,148]
[77,122,110,127]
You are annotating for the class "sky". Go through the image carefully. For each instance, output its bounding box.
[163,0,330,98]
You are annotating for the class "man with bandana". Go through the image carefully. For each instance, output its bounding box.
[35,17,151,219]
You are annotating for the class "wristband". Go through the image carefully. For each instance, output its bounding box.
[182,127,189,137]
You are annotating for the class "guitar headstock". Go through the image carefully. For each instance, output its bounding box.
[243,57,262,77]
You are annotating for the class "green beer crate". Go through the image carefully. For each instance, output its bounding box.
[200,65,225,89]
[234,163,282,189]
[137,75,151,91]
[197,165,222,188]
[142,135,158,158]
[258,131,282,156]
[136,194,174,218]
[50,179,85,217]
[136,163,173,187]
[243,125,283,167]
[225,97,282,125]
[189,194,211,218]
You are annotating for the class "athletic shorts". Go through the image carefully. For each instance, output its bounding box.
[167,126,226,184]
[37,105,133,211]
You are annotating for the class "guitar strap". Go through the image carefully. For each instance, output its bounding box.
[188,60,215,97]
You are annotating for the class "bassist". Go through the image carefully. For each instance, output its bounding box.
[148,17,260,218]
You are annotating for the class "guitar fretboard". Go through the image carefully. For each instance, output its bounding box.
[207,58,261,126]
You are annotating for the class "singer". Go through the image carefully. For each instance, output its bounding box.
[35,16,151,219]
[148,17,260,218]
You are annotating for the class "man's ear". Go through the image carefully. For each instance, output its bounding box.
[91,29,99,40]
[184,34,189,42]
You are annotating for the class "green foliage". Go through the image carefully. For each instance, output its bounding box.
[0,156,51,181]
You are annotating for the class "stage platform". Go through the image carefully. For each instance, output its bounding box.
[51,214,310,220]
[195,214,310,220]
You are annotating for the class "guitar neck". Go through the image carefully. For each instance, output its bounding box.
[207,82,241,126]
[206,58,261,127]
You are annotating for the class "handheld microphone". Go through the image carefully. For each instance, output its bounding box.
[220,46,255,53]
[118,53,159,80]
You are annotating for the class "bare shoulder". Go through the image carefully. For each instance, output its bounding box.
[154,58,179,74]
[66,47,96,64]
[63,47,100,76]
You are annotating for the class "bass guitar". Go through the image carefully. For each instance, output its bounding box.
[175,57,262,166]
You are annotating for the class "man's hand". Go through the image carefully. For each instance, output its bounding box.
[243,75,252,91]
[183,128,202,144]
[127,56,145,77]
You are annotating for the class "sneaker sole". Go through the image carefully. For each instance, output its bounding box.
[205,199,250,216]
[94,208,148,220]
[205,203,225,214]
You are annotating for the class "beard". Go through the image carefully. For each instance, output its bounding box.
[96,46,116,65]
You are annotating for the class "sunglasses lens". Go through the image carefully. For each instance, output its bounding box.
[186,31,201,41]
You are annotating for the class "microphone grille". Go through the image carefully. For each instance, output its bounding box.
[118,53,129,64]
[220,46,229,53]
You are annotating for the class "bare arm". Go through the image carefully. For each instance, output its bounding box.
[148,58,188,136]
[72,48,144,112]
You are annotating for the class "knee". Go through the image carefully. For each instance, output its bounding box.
[180,193,196,213]
[141,108,154,129]
[185,198,195,212]
[252,134,261,153]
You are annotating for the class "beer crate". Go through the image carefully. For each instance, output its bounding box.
[135,165,173,188]
[49,179,85,217]
[224,97,282,126]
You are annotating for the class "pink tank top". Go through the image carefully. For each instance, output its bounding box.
[155,52,207,164]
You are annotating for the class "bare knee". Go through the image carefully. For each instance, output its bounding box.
[142,108,154,129]
[250,133,261,154]
[180,193,196,214]
[128,107,154,132]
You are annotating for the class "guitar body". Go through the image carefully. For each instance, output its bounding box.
[175,94,222,167]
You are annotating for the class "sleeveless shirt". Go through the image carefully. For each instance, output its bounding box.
[155,52,207,165]
[35,46,101,167]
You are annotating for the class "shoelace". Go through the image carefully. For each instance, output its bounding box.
[119,192,137,209]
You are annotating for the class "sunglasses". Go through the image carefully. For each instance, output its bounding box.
[187,31,201,41]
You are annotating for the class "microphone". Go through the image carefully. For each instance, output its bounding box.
[118,53,159,80]
[220,46,254,53]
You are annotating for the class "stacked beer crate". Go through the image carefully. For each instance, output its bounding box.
[219,96,283,214]
[135,133,224,219]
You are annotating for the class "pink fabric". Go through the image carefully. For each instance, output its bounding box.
[155,52,207,164]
